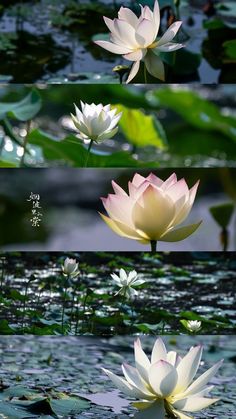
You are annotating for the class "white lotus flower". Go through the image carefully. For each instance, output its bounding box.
[111,268,146,298]
[186,321,202,333]
[62,257,79,278]
[94,0,184,83]
[103,337,223,419]
[71,101,122,143]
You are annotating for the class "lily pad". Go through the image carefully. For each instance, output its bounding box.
[50,397,90,415]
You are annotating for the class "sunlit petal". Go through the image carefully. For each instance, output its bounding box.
[149,360,178,397]
[160,222,202,242]
[157,21,182,47]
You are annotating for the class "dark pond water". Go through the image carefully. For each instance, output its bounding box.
[0,0,235,83]
[1,252,235,335]
[0,335,235,417]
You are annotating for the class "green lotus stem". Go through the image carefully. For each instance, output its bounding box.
[84,139,93,168]
[150,240,157,253]
[70,284,78,331]
[0,136,5,157]
[130,298,135,331]
[22,279,30,333]
[82,289,89,330]
[175,0,181,20]
[221,228,229,252]
[20,120,31,167]
[75,297,80,335]
[1,117,24,148]
[0,266,4,293]
[61,275,69,334]
[75,279,84,334]
[144,65,147,83]
[164,400,177,418]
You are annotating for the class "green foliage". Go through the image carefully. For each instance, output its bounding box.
[223,40,236,61]
[0,33,17,52]
[160,49,201,75]
[115,104,167,149]
[0,319,14,334]
[50,397,90,415]
[0,160,17,167]
[0,90,42,121]
[28,130,159,167]
[210,202,234,229]
[154,88,236,142]
[180,319,190,330]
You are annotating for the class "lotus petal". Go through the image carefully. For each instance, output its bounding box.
[157,21,182,47]
[160,222,202,242]
[126,60,140,83]
[151,338,167,364]
[144,51,165,81]
[94,40,132,54]
[149,360,178,397]
[173,396,219,412]
[132,186,175,240]
[174,346,203,394]
[134,338,151,382]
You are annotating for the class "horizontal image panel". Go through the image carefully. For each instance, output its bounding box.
[0,252,235,335]
[0,84,236,168]
[0,0,235,84]
[0,335,235,418]
[0,168,236,251]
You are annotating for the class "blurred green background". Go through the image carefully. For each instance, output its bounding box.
[0,84,236,168]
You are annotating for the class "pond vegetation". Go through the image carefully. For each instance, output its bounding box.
[0,252,235,335]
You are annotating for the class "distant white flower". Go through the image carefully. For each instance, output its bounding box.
[62,257,79,278]
[111,268,146,298]
[95,0,184,83]
[71,101,122,143]
[186,320,202,333]
[103,337,223,419]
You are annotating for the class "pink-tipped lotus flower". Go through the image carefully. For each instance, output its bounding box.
[100,173,201,251]
[103,337,223,419]
[94,0,184,83]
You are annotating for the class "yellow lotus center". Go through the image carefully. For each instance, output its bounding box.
[148,41,158,49]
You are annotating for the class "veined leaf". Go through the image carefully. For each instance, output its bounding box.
[27,129,160,167]
[114,104,167,149]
